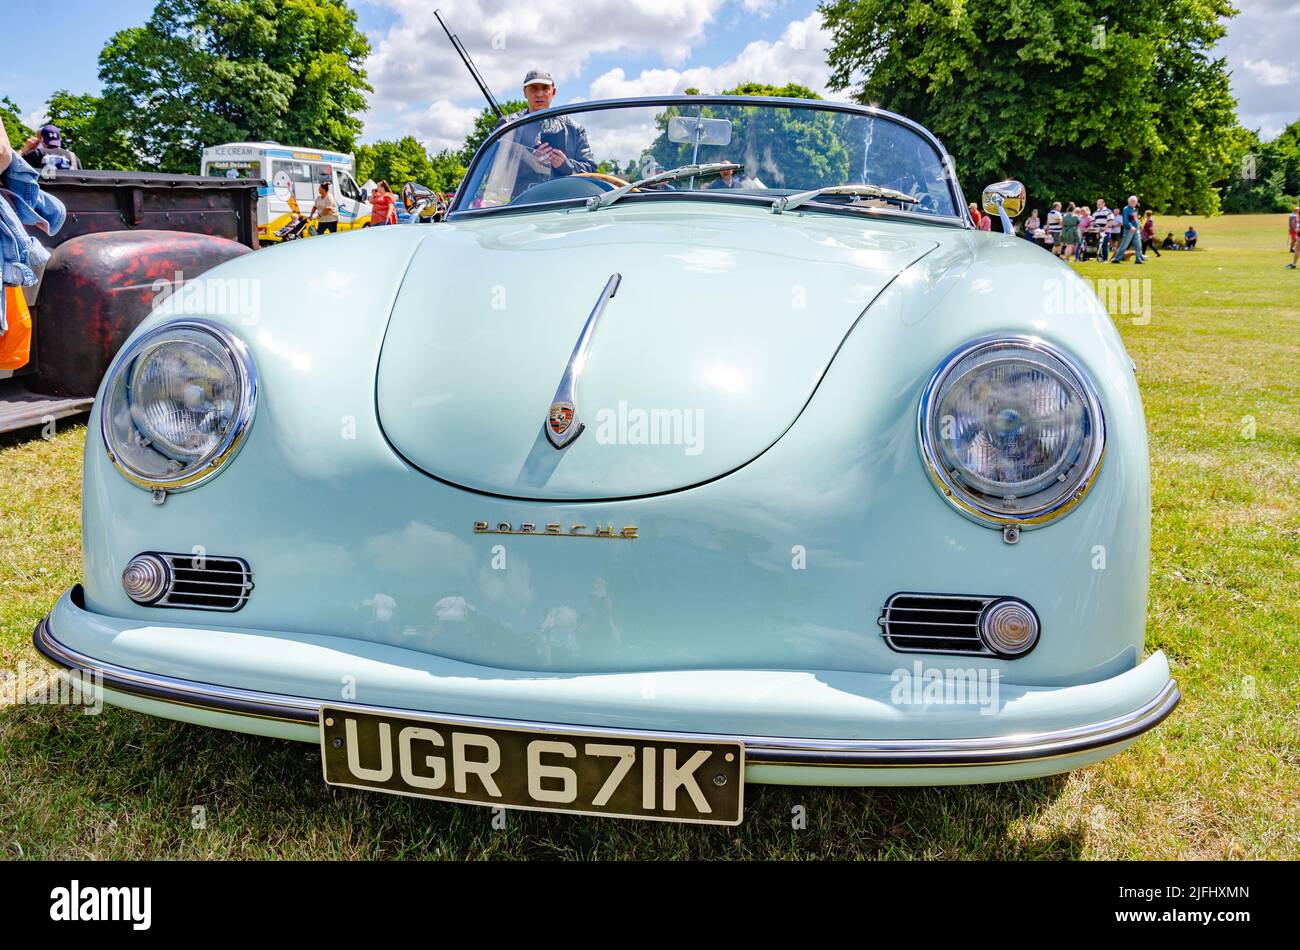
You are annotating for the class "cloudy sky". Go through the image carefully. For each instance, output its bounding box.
[3,0,1297,152]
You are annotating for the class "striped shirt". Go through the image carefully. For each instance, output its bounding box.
[1092,207,1113,230]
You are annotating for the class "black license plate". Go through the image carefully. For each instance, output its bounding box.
[320,706,745,825]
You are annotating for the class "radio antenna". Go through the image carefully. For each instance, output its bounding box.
[434,9,504,119]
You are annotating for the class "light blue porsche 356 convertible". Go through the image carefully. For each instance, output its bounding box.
[35,96,1177,825]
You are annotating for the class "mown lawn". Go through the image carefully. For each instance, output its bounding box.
[0,214,1295,859]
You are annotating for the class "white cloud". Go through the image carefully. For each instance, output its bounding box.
[364,0,727,108]
[1216,2,1300,138]
[1242,58,1298,87]
[357,2,834,153]
[586,12,833,100]
[394,99,483,152]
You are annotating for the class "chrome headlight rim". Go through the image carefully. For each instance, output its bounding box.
[101,318,257,492]
[918,335,1106,528]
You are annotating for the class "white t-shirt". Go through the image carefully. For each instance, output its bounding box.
[313,193,338,223]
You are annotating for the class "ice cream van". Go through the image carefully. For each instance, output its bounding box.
[201,142,373,242]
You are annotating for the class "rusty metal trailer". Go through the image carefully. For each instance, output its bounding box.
[1,169,260,433]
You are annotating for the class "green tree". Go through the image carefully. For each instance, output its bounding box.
[1220,131,1295,213]
[821,0,1241,213]
[355,137,466,192]
[1271,119,1300,197]
[97,0,371,173]
[44,91,138,171]
[459,100,527,165]
[724,82,822,100]
[1,97,33,149]
[642,82,850,187]
[428,149,468,192]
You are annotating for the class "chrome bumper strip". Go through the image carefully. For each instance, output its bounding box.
[34,614,1179,767]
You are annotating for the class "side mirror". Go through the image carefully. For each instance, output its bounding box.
[981,180,1026,233]
[402,181,434,212]
[982,180,1026,218]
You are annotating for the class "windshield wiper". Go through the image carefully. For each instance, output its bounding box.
[771,183,918,214]
[587,162,744,211]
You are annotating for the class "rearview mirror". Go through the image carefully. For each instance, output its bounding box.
[668,115,733,147]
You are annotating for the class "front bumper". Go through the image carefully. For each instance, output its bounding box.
[34,586,1178,786]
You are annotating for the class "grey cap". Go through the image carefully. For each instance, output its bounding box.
[522,69,554,87]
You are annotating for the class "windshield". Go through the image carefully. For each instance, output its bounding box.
[454,100,960,219]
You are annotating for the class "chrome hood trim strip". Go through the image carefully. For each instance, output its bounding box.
[544,272,621,449]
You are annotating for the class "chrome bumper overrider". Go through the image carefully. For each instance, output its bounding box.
[33,613,1180,769]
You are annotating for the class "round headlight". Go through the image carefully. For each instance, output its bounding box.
[919,337,1104,526]
[102,320,256,491]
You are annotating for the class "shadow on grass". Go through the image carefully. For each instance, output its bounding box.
[0,701,1084,859]
[0,413,89,451]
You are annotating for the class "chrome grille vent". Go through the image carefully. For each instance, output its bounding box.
[878,592,997,656]
[124,552,253,612]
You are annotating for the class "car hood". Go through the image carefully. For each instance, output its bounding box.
[377,203,941,499]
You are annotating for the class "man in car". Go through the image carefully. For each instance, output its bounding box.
[496,69,596,197]
[705,165,745,189]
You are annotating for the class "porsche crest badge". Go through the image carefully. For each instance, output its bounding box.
[548,401,575,438]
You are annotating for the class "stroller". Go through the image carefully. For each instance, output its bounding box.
[274,193,314,241]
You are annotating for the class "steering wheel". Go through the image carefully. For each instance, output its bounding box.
[513,175,620,206]
[572,172,630,188]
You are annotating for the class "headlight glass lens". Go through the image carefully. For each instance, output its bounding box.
[922,339,1103,523]
[103,322,254,489]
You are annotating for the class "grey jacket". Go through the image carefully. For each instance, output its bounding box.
[495,111,597,177]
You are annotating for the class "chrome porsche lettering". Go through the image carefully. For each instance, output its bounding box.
[474,521,637,539]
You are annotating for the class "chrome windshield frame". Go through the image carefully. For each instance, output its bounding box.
[447,95,973,228]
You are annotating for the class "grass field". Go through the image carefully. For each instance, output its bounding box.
[1,214,1295,860]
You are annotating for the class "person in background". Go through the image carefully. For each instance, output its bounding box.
[20,124,81,171]
[1059,201,1080,261]
[1039,226,1054,255]
[979,207,992,231]
[1046,201,1064,255]
[1076,203,1092,260]
[1162,231,1177,249]
[1184,224,1198,249]
[706,165,745,190]
[1093,199,1114,261]
[370,180,396,226]
[1140,209,1162,257]
[308,180,339,234]
[1,120,66,335]
[1023,208,1041,241]
[1288,206,1298,253]
[968,202,983,228]
[1106,207,1123,257]
[1287,242,1298,269]
[1110,195,1144,264]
